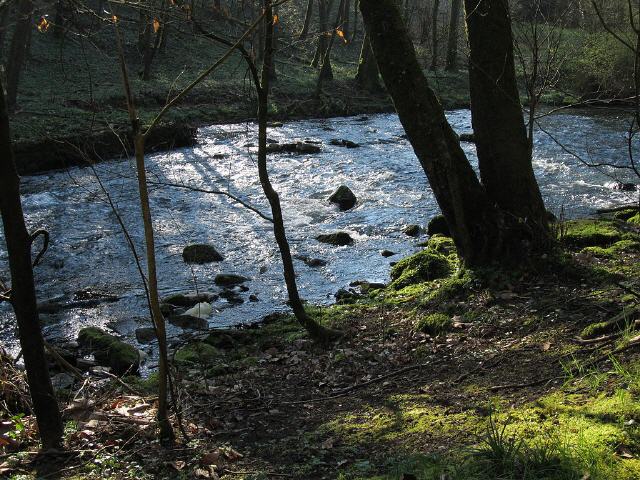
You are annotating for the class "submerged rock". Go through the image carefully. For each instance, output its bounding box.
[266,142,321,154]
[403,224,421,237]
[294,254,327,267]
[381,250,396,257]
[215,273,249,287]
[458,133,475,143]
[316,232,354,246]
[329,139,360,148]
[182,244,223,264]
[77,327,139,376]
[427,215,450,237]
[328,185,357,211]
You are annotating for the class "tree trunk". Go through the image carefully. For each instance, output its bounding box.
[113,23,175,446]
[299,0,313,39]
[430,0,440,70]
[359,0,502,265]
[0,74,64,451]
[464,0,549,242]
[258,0,340,342]
[352,0,358,40]
[343,0,350,39]
[317,0,346,90]
[53,0,66,38]
[311,0,330,67]
[355,31,380,91]
[360,0,550,264]
[6,0,33,111]
[0,3,10,51]
[445,0,462,71]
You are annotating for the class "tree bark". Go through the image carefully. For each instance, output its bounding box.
[430,0,440,70]
[0,3,10,51]
[355,31,380,91]
[445,0,462,71]
[299,0,313,39]
[317,0,346,90]
[258,0,340,342]
[464,0,549,242]
[6,0,33,111]
[359,0,502,265]
[311,0,330,67]
[0,73,64,450]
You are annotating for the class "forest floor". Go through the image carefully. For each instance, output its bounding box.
[2,213,640,479]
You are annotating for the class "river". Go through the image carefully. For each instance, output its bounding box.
[0,109,638,365]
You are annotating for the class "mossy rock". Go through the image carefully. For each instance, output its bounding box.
[390,250,454,290]
[316,232,354,246]
[561,220,623,250]
[629,213,640,225]
[77,327,139,375]
[427,215,450,237]
[613,209,639,221]
[174,342,220,365]
[415,313,452,336]
[426,235,456,255]
[581,239,640,257]
[182,244,223,264]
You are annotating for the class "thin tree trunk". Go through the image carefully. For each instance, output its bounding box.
[311,0,329,67]
[317,0,346,90]
[355,31,380,91]
[6,0,33,111]
[299,0,313,39]
[359,0,502,265]
[258,0,340,342]
[343,0,350,39]
[0,73,64,450]
[352,0,358,40]
[430,0,440,70]
[445,0,462,71]
[464,0,549,242]
[0,3,10,51]
[114,24,175,446]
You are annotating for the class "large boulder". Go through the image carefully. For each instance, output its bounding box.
[328,185,357,211]
[316,232,354,246]
[182,244,223,264]
[77,327,139,375]
[427,215,450,237]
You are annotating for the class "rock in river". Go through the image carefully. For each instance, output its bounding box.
[403,224,421,237]
[215,273,249,286]
[77,327,139,376]
[316,232,354,246]
[328,185,357,211]
[427,215,450,237]
[182,244,223,264]
[168,315,208,330]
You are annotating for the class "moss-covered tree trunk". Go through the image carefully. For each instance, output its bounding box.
[6,0,33,111]
[359,0,502,265]
[464,0,549,246]
[0,74,64,450]
[445,0,462,71]
[360,0,550,265]
[355,32,380,91]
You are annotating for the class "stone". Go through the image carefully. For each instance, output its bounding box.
[135,327,157,344]
[294,254,327,267]
[316,232,354,246]
[168,314,208,330]
[458,133,475,143]
[614,182,637,192]
[403,224,421,237]
[329,139,360,148]
[249,294,259,302]
[184,302,213,319]
[77,327,139,376]
[182,244,223,264]
[215,274,249,286]
[381,250,396,257]
[51,373,75,390]
[328,185,357,211]
[162,292,217,307]
[427,215,450,237]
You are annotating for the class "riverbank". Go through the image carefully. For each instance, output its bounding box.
[3,215,640,479]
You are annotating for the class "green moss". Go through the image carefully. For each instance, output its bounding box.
[390,250,454,290]
[582,239,640,257]
[415,313,452,336]
[77,327,139,375]
[425,235,456,255]
[629,213,640,225]
[174,342,220,365]
[561,220,623,249]
[614,209,639,221]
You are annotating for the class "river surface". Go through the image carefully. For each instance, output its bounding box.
[0,109,638,366]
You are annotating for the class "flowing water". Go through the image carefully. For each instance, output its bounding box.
[0,109,638,367]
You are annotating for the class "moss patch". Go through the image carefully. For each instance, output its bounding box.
[415,313,452,336]
[390,250,454,290]
[77,327,139,376]
[561,220,623,249]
